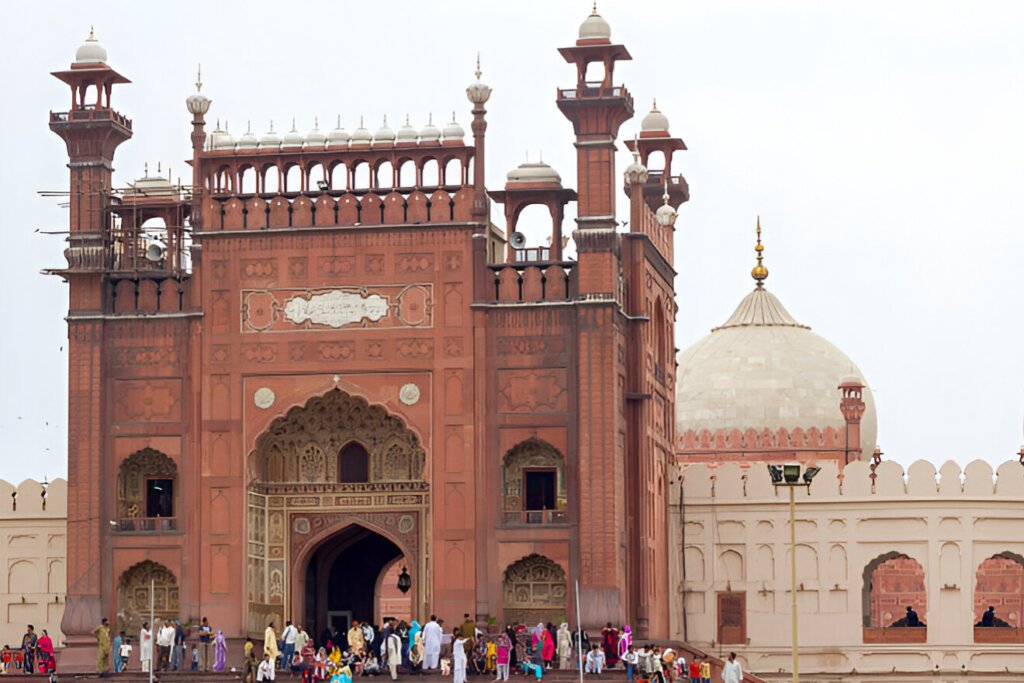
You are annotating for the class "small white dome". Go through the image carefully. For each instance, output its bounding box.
[655,202,677,226]
[419,115,441,142]
[210,120,235,150]
[579,9,611,41]
[623,153,648,185]
[351,118,372,144]
[127,172,175,196]
[442,114,465,141]
[281,120,303,149]
[374,116,396,143]
[396,116,418,143]
[506,161,561,185]
[260,122,281,149]
[641,101,670,133]
[327,117,350,147]
[75,28,107,64]
[306,119,326,149]
[237,123,258,149]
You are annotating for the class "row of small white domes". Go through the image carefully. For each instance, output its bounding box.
[208,115,465,151]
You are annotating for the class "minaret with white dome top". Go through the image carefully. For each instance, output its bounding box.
[48,27,134,668]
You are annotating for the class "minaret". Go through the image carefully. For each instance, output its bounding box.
[466,54,493,299]
[556,5,633,234]
[186,65,211,232]
[49,28,131,669]
[49,27,132,278]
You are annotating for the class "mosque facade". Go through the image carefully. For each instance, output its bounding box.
[42,8,1024,682]
[47,10,682,670]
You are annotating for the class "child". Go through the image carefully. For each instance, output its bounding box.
[120,638,134,673]
[521,660,543,680]
[440,657,451,676]
[585,644,605,674]
[621,645,638,683]
[698,657,710,683]
[687,658,700,683]
[192,645,200,671]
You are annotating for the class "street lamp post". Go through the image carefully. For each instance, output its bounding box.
[768,463,820,683]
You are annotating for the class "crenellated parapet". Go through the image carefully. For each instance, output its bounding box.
[678,458,1024,500]
[0,478,68,517]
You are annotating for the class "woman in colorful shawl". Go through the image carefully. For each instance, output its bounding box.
[617,625,632,662]
[540,626,555,669]
[601,623,619,668]
[37,630,55,674]
[213,630,228,672]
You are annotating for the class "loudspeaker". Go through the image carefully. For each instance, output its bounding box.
[510,232,528,249]
[145,241,166,263]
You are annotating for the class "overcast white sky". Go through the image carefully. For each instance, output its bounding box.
[1,1,1022,483]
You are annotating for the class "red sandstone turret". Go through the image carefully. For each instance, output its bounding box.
[48,27,132,670]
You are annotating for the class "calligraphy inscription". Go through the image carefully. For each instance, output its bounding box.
[241,285,433,333]
[284,290,389,328]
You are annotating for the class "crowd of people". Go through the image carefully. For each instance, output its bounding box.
[74,613,744,683]
[86,615,229,674]
[243,617,743,683]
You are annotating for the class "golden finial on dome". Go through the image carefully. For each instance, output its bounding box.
[751,215,769,287]
[475,51,482,80]
[87,26,96,41]
[592,2,598,16]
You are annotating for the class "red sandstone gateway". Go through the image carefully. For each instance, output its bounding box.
[48,10,684,671]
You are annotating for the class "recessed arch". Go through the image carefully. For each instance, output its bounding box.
[502,554,567,626]
[862,551,927,628]
[249,389,426,486]
[117,560,179,633]
[501,438,566,525]
[974,552,1024,628]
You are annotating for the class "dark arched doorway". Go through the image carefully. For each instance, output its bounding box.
[303,524,404,645]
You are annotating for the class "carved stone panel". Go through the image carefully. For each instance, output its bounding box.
[497,369,568,413]
[113,379,183,423]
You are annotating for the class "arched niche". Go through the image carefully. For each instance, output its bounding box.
[117,560,179,633]
[501,438,566,525]
[502,554,567,626]
[117,448,178,531]
[249,389,425,486]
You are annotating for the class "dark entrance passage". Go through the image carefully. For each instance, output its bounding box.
[304,525,403,646]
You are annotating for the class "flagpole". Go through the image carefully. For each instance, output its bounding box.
[575,579,583,683]
[149,579,155,683]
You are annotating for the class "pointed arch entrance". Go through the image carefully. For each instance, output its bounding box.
[246,389,429,637]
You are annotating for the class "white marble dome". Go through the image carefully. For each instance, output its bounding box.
[579,10,611,41]
[351,118,372,145]
[306,120,327,149]
[676,286,877,457]
[442,115,464,141]
[641,102,670,133]
[75,29,107,64]
[374,117,396,143]
[328,117,350,147]
[396,116,418,143]
[507,161,561,185]
[281,121,304,149]
[260,123,281,149]
[419,116,441,142]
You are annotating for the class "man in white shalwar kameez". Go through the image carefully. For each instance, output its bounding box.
[422,615,442,670]
[722,652,743,683]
